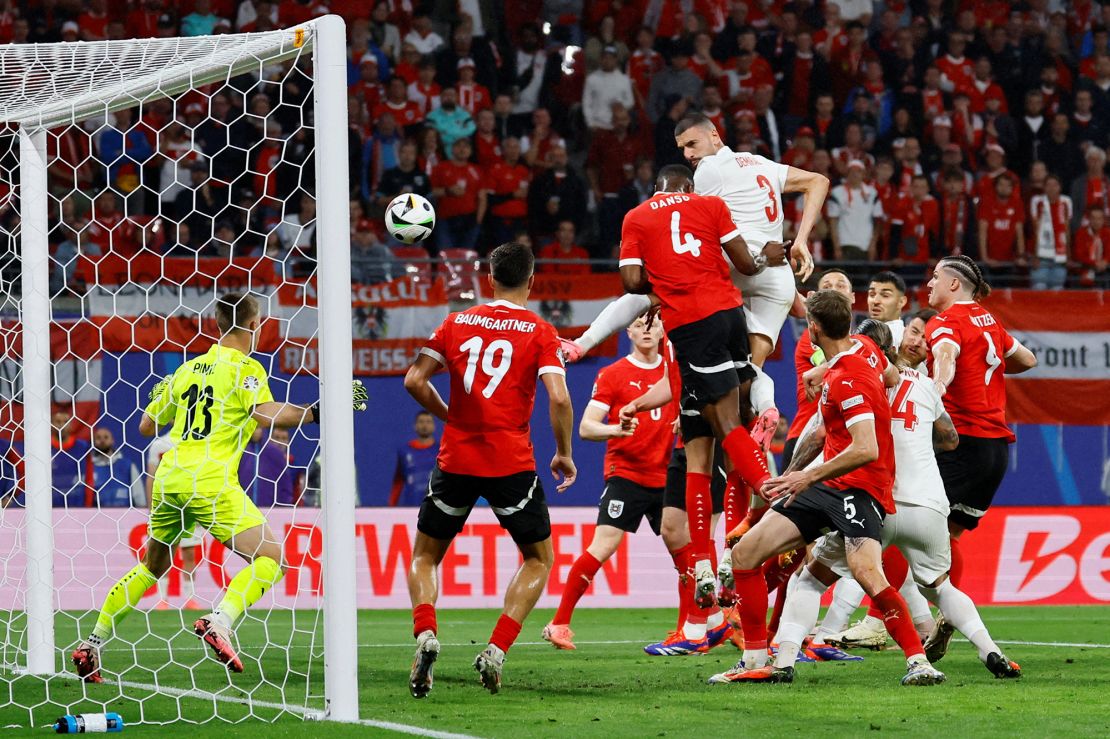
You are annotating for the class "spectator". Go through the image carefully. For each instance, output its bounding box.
[781,31,830,123]
[700,85,728,141]
[583,15,630,73]
[394,42,422,83]
[975,144,1021,207]
[84,191,135,255]
[175,161,229,246]
[403,14,444,55]
[528,145,588,239]
[582,46,635,131]
[894,136,924,194]
[78,0,109,41]
[164,222,198,257]
[654,94,690,168]
[239,427,297,508]
[802,93,838,151]
[351,55,384,114]
[97,107,154,196]
[938,168,974,257]
[492,93,521,139]
[782,127,817,169]
[966,56,1008,115]
[629,26,664,106]
[890,174,939,267]
[1016,90,1050,176]
[647,43,702,122]
[1030,174,1073,289]
[689,31,725,84]
[587,104,651,253]
[416,126,442,176]
[90,427,144,508]
[181,0,220,37]
[978,173,1026,274]
[275,195,317,265]
[376,141,431,208]
[831,121,874,178]
[158,123,204,220]
[616,157,656,225]
[352,226,397,284]
[431,137,484,252]
[472,109,503,166]
[51,408,90,508]
[362,112,402,203]
[521,108,565,174]
[372,76,424,131]
[1069,147,1110,230]
[1040,113,1083,187]
[369,1,402,61]
[485,138,531,246]
[936,31,974,94]
[1071,88,1106,148]
[510,24,549,122]
[1074,205,1110,287]
[456,58,491,115]
[827,160,884,261]
[536,220,590,274]
[388,411,438,506]
[830,21,877,106]
[724,48,773,111]
[407,58,441,116]
[426,87,476,152]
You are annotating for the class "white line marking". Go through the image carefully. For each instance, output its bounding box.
[3,669,482,739]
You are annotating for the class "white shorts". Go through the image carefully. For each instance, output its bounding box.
[811,532,853,580]
[881,504,951,586]
[735,263,795,349]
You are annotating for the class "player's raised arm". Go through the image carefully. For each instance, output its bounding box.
[542,370,576,492]
[783,166,830,281]
[784,412,826,474]
[763,415,879,505]
[404,353,450,421]
[930,341,958,398]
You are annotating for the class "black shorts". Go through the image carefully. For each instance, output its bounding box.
[597,476,664,535]
[662,445,727,513]
[417,466,551,545]
[668,308,757,440]
[936,435,1010,531]
[772,484,886,543]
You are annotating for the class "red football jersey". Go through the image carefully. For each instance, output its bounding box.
[926,302,1017,442]
[588,354,677,488]
[421,300,565,477]
[819,346,896,513]
[787,329,820,440]
[618,192,743,330]
[978,198,1024,261]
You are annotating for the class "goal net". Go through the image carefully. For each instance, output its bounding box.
[0,16,359,727]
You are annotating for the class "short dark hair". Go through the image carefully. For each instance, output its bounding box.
[415,410,434,419]
[913,308,938,324]
[215,292,260,335]
[856,318,895,361]
[489,242,534,288]
[869,270,906,294]
[806,290,853,340]
[656,163,693,189]
[818,267,852,286]
[674,113,714,138]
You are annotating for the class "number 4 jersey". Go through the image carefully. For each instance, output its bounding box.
[145,343,274,494]
[618,191,744,330]
[421,299,566,477]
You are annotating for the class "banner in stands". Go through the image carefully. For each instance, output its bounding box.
[1,506,1107,610]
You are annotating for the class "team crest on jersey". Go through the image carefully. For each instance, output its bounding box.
[608,499,625,518]
[242,375,260,391]
[820,383,829,405]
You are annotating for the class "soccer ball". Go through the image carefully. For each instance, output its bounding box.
[385,193,436,244]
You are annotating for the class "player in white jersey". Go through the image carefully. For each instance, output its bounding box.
[674,113,830,445]
[773,321,1022,681]
[146,433,203,611]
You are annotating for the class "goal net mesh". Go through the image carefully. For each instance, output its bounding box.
[0,24,337,727]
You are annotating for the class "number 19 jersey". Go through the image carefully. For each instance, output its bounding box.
[618,191,743,330]
[145,343,274,495]
[421,299,566,477]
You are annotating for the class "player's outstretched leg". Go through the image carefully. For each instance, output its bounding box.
[74,544,167,683]
[477,539,553,694]
[196,525,285,673]
[920,577,1021,678]
[408,532,452,698]
[747,365,780,452]
[544,527,622,650]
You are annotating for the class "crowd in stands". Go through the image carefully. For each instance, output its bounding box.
[1,1,1108,289]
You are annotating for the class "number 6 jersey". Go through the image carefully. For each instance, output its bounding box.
[618,191,744,330]
[421,299,566,477]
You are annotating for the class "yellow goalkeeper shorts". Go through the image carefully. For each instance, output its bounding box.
[149,486,267,546]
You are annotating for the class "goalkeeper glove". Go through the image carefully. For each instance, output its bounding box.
[310,380,368,423]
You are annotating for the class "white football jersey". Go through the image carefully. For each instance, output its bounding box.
[693,146,789,249]
[887,367,949,516]
[885,317,905,348]
[146,433,175,469]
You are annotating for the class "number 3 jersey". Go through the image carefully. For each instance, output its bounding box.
[421,299,565,477]
[618,191,744,330]
[692,147,787,249]
[145,344,274,494]
[925,301,1017,442]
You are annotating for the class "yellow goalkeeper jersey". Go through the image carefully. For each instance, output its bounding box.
[145,343,274,495]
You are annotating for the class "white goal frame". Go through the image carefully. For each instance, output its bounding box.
[6,14,359,722]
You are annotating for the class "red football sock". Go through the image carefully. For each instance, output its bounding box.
[489,614,523,653]
[723,473,751,535]
[866,548,910,620]
[732,567,769,649]
[552,552,602,626]
[685,472,713,561]
[949,536,964,587]
[670,544,694,629]
[412,603,437,638]
[872,586,925,660]
[721,427,771,491]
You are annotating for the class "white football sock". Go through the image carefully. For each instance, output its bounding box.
[683,621,707,640]
[815,578,866,640]
[900,576,935,635]
[156,576,169,603]
[706,610,724,629]
[774,569,826,668]
[577,294,652,351]
[743,648,768,669]
[922,580,999,661]
[182,571,195,602]
[749,364,777,415]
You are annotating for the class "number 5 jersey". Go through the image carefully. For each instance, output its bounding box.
[420,300,565,477]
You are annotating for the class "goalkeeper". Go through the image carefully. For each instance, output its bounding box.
[73,292,367,682]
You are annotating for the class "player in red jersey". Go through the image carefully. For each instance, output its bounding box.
[923,255,1037,658]
[403,242,577,697]
[710,290,945,686]
[618,164,786,612]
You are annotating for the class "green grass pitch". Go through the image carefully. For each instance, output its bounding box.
[2,606,1109,737]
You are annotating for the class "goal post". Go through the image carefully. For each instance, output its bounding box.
[2,14,358,725]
